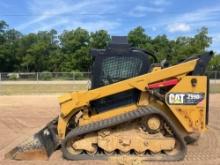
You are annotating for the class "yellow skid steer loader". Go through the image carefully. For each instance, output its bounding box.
[6,36,213,161]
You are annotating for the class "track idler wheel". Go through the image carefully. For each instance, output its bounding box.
[142,115,162,134]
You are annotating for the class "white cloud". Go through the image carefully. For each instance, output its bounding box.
[139,5,220,31]
[167,23,191,32]
[16,0,87,30]
[167,6,220,30]
[65,20,120,32]
[138,6,164,13]
[16,0,119,32]
[129,5,164,17]
[150,0,170,6]
[209,33,220,53]
[163,6,220,52]
[143,6,220,33]
[31,19,120,34]
[32,18,69,32]
[151,26,157,31]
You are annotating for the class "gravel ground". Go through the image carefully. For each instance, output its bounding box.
[0,94,219,165]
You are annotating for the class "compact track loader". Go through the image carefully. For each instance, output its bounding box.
[6,36,213,161]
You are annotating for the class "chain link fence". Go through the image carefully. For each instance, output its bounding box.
[0,71,219,94]
[0,72,91,81]
[206,71,220,82]
[0,71,220,81]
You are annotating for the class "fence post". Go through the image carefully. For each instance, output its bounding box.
[72,72,75,81]
[0,73,2,95]
[36,72,39,81]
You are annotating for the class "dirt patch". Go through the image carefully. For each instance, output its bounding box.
[0,94,220,165]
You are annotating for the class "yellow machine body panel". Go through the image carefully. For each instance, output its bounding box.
[78,76,208,133]
[57,59,201,139]
[58,59,197,117]
[165,76,207,133]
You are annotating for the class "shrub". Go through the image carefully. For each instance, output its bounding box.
[73,72,84,80]
[39,71,52,80]
[8,73,19,80]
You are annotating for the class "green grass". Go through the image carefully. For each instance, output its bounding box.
[0,83,219,95]
[0,84,87,95]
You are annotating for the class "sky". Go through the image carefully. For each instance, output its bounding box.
[0,0,220,52]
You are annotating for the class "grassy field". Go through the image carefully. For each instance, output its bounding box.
[0,84,87,95]
[0,82,219,95]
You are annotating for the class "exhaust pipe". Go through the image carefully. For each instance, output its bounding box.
[5,117,59,160]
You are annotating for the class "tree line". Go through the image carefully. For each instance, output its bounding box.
[0,20,219,72]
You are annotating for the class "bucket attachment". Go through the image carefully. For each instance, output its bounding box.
[5,118,59,160]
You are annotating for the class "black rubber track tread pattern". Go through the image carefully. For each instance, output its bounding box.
[61,106,187,161]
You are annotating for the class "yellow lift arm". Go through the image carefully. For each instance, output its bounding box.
[57,59,198,138]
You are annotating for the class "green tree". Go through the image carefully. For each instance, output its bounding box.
[0,20,8,44]
[192,27,212,52]
[0,26,22,72]
[208,54,220,71]
[170,27,212,64]
[0,20,215,72]
[151,35,172,61]
[17,30,59,72]
[90,30,110,49]
[59,28,91,71]
[128,26,152,49]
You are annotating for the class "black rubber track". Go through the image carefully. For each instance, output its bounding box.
[61,106,187,161]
